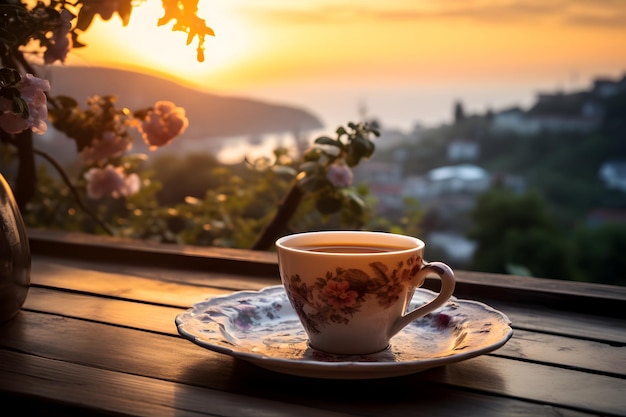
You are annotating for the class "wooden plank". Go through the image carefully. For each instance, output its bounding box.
[422,273,626,318]
[494,329,625,377]
[0,350,354,417]
[30,257,279,305]
[22,287,625,378]
[33,255,279,289]
[435,359,626,416]
[28,228,279,265]
[30,259,237,307]
[20,230,626,417]
[29,229,626,311]
[455,270,626,302]
[24,287,180,335]
[209,359,609,417]
[28,229,279,278]
[0,341,599,417]
[2,309,625,416]
[29,259,626,345]
[487,300,626,345]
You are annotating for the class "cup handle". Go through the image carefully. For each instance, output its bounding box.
[390,261,456,337]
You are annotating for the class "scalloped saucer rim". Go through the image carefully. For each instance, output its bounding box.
[175,285,513,379]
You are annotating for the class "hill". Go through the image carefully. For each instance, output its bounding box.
[41,65,323,140]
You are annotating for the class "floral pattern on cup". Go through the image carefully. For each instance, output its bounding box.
[283,255,422,335]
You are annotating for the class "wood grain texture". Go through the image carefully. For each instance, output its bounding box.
[21,286,616,377]
[0,350,354,417]
[0,343,605,417]
[8,297,626,416]
[29,257,626,345]
[0,230,621,417]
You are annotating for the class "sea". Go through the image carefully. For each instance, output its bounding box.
[214,81,544,164]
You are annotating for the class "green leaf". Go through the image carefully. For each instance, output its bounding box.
[298,174,332,193]
[346,136,375,166]
[0,86,19,101]
[0,67,20,85]
[314,136,340,147]
[76,10,96,32]
[316,194,342,215]
[341,190,365,223]
[299,161,318,174]
[506,263,533,276]
[343,189,365,209]
[353,135,376,157]
[118,0,133,26]
[302,147,322,161]
[12,97,29,118]
[345,153,358,167]
[271,165,297,177]
[70,32,87,49]
[53,95,79,108]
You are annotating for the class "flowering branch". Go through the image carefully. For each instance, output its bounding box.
[32,147,114,235]
[252,122,379,250]
[0,0,208,211]
[1,1,382,251]
[1,72,188,232]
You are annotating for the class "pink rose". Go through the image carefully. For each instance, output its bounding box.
[138,101,188,150]
[84,165,140,199]
[21,74,50,134]
[80,132,132,165]
[0,73,50,135]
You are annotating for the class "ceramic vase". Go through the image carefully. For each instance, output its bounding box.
[0,173,30,323]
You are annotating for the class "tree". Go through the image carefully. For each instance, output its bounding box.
[573,224,626,286]
[453,100,466,124]
[467,187,579,280]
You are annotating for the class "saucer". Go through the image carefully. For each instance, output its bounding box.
[175,285,513,379]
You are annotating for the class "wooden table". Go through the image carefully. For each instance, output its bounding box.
[1,230,625,416]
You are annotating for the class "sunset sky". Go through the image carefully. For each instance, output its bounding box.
[67,0,626,130]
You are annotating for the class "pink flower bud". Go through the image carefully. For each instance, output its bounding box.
[326,163,353,187]
[80,132,132,165]
[84,165,141,200]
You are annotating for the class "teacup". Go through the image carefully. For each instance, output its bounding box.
[275,231,456,355]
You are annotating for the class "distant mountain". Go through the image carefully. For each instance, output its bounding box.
[41,65,323,140]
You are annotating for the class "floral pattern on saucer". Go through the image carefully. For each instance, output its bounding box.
[175,285,513,379]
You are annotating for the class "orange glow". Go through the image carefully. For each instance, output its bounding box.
[64,1,626,127]
[68,1,259,89]
[67,2,626,88]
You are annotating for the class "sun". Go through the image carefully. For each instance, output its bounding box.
[67,1,256,89]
